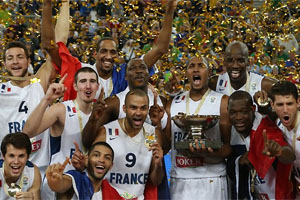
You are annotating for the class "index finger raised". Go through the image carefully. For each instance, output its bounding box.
[263,129,268,145]
[61,157,70,171]
[73,141,81,152]
[59,73,68,84]
[98,87,105,100]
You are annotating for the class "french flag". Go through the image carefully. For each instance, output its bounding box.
[219,79,227,87]
[1,84,11,93]
[108,128,119,136]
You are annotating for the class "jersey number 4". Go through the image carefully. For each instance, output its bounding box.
[19,101,28,114]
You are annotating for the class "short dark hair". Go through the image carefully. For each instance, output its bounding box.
[74,67,99,84]
[125,89,149,106]
[96,37,117,53]
[3,41,29,62]
[270,81,298,101]
[88,141,114,160]
[225,41,249,58]
[228,90,253,107]
[1,132,32,156]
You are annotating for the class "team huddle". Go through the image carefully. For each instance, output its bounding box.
[0,0,300,200]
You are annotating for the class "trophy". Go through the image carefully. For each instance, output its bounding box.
[172,113,222,150]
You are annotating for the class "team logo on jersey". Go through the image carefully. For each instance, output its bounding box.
[23,176,29,186]
[108,128,119,136]
[251,83,257,91]
[210,96,216,104]
[1,84,11,93]
[175,95,185,103]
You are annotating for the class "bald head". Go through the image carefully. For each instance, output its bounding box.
[228,91,253,108]
[225,41,249,58]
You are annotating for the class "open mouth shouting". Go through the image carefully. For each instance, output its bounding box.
[95,164,105,174]
[133,117,143,127]
[10,165,22,175]
[230,70,241,79]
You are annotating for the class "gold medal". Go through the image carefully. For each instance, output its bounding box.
[257,97,270,107]
[144,132,156,149]
[7,183,21,197]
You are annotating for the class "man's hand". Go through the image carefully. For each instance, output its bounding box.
[189,139,214,154]
[253,90,269,106]
[15,191,33,199]
[149,93,164,127]
[239,152,252,168]
[90,87,107,121]
[262,129,282,157]
[164,70,182,95]
[46,157,69,184]
[45,74,67,102]
[71,141,86,171]
[150,143,163,167]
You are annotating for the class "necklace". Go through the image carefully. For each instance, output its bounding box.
[186,89,211,115]
[73,100,92,153]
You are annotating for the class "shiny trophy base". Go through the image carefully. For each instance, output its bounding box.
[172,113,222,150]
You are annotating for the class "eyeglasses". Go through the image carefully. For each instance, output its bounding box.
[225,57,247,65]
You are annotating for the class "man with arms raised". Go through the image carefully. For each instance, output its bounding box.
[42,0,176,99]
[0,132,41,199]
[23,67,99,198]
[164,55,232,199]
[270,81,300,198]
[46,142,121,199]
[227,90,294,199]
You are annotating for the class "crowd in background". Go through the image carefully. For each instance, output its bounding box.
[0,0,299,91]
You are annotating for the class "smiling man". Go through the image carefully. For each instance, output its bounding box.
[0,132,41,200]
[270,81,300,198]
[227,90,295,199]
[46,141,121,199]
[209,41,276,97]
[23,67,99,199]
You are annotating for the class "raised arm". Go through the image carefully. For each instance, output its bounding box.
[23,77,67,137]
[143,0,176,68]
[42,0,62,68]
[55,0,70,44]
[82,92,120,150]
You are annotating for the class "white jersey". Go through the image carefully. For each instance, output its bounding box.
[216,71,264,97]
[50,100,91,172]
[170,90,226,178]
[0,82,50,168]
[233,113,276,199]
[116,87,168,129]
[105,120,154,200]
[277,112,300,185]
[0,160,35,200]
[81,63,112,99]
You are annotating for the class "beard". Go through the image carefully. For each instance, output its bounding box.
[6,67,28,77]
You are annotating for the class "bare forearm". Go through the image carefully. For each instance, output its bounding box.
[23,98,51,137]
[48,176,72,194]
[149,162,164,186]
[82,119,101,150]
[42,0,61,67]
[55,0,70,44]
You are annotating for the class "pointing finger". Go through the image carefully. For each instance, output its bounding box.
[263,129,268,146]
[73,141,81,152]
[61,157,70,171]
[59,73,68,84]
[98,87,105,100]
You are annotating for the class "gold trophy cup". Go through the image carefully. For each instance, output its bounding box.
[172,113,222,150]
